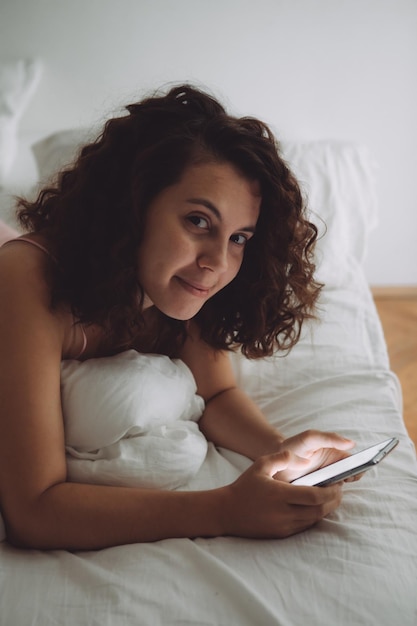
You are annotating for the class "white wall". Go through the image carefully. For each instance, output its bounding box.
[1,0,416,285]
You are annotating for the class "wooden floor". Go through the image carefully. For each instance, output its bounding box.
[373,291,417,450]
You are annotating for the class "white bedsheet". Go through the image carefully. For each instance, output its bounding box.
[1,137,416,625]
[1,262,416,626]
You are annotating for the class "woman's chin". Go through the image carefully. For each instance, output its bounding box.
[162,305,203,321]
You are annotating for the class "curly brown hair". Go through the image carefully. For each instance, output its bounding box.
[17,84,321,358]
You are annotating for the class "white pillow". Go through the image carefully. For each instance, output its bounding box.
[32,127,94,184]
[0,218,19,246]
[0,59,42,188]
[281,141,378,286]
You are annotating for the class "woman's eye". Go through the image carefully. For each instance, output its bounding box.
[187,215,210,229]
[230,233,248,246]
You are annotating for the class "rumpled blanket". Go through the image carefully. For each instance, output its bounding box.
[62,350,208,490]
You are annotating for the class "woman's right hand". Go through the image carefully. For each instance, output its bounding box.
[218,451,343,539]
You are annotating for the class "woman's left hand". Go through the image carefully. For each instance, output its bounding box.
[273,430,355,483]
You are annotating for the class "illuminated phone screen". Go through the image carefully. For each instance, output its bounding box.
[291,438,398,487]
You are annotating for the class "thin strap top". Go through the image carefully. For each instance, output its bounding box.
[2,237,88,359]
[13,237,59,262]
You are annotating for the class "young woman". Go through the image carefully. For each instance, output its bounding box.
[0,85,354,550]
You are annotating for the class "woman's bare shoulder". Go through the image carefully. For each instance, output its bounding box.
[0,240,65,346]
[0,238,51,286]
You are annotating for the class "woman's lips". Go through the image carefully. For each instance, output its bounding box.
[175,276,212,297]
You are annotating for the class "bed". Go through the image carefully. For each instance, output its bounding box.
[1,126,417,626]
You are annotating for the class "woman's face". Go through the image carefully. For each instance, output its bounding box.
[137,161,261,320]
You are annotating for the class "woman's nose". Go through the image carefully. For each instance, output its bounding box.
[197,240,229,273]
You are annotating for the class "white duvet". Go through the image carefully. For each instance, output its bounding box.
[62,351,208,490]
[61,348,249,497]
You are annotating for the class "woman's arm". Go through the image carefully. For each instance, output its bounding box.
[180,323,284,459]
[200,387,284,459]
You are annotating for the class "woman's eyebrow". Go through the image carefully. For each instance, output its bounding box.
[186,198,257,233]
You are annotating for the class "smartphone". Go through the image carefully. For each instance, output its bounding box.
[291,437,399,487]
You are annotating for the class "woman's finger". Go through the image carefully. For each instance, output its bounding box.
[285,430,355,456]
[257,451,311,478]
